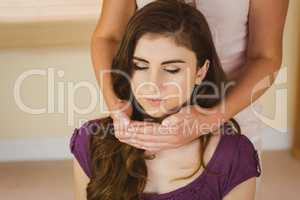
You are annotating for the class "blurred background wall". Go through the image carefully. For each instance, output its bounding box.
[0,0,298,161]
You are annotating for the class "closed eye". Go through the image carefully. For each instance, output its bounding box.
[133,63,181,74]
[164,68,181,73]
[133,63,148,70]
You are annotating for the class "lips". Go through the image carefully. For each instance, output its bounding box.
[144,98,164,105]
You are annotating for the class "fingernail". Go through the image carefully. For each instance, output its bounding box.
[118,113,130,125]
[123,119,130,127]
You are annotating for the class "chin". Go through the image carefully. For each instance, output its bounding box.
[142,106,180,121]
[146,111,166,118]
[134,99,183,123]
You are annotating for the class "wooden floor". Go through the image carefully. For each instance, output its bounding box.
[0,150,299,200]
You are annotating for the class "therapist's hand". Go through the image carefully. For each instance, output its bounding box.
[112,111,164,154]
[117,105,225,153]
[110,99,133,140]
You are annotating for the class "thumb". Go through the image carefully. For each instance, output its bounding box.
[114,112,130,128]
[162,114,179,126]
[120,112,130,127]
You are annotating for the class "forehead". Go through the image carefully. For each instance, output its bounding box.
[133,33,196,61]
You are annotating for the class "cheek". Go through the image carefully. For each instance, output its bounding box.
[163,73,196,100]
[131,73,145,94]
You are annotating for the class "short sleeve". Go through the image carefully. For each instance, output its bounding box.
[69,122,92,178]
[221,134,262,197]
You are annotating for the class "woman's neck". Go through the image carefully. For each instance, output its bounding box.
[145,138,201,166]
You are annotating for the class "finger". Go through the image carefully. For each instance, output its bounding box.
[118,112,130,126]
[144,149,160,154]
[115,131,127,139]
[161,114,181,126]
[121,141,166,153]
[128,120,159,129]
[133,141,173,150]
[112,112,130,127]
[119,139,168,153]
[129,122,178,134]
[128,122,163,133]
[113,119,132,137]
[122,138,173,149]
[116,134,135,140]
[120,140,146,150]
[128,126,159,136]
[129,132,175,143]
[127,123,181,141]
[115,130,135,140]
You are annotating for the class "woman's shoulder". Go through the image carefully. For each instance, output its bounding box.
[208,126,259,163]
[215,133,261,197]
[70,117,114,148]
[69,120,94,178]
[69,117,113,178]
[220,133,259,161]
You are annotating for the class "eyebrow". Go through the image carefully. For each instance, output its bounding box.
[133,56,186,65]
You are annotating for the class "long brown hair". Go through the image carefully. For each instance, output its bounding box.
[87,0,240,199]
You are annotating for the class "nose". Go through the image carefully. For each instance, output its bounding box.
[145,69,164,93]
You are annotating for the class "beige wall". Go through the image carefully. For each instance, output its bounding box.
[284,0,299,136]
[0,44,106,139]
[0,1,103,140]
[0,0,298,149]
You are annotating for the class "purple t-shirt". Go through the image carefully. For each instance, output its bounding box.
[70,119,261,200]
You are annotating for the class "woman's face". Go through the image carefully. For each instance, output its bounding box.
[130,33,208,118]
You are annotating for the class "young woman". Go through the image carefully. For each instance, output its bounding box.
[71,1,261,200]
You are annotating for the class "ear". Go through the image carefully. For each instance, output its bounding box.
[195,59,210,85]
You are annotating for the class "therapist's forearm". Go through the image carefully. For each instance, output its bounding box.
[216,57,281,122]
[90,35,121,111]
